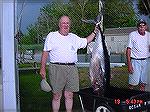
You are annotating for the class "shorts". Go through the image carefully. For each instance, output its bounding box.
[48,63,79,93]
[129,59,148,86]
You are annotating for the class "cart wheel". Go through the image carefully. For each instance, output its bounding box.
[96,103,113,112]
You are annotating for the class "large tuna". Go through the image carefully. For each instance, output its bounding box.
[82,15,110,96]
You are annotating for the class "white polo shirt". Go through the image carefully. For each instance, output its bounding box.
[127,31,150,59]
[44,31,87,63]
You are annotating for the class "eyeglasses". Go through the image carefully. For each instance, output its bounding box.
[138,24,146,27]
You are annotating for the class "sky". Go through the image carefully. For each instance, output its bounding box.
[17,2,48,33]
[17,0,69,33]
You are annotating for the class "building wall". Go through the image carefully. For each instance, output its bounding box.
[105,35,128,54]
[87,34,129,54]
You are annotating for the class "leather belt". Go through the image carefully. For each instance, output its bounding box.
[131,57,146,60]
[50,62,75,65]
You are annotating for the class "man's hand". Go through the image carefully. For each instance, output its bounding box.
[128,63,134,74]
[93,25,99,34]
[40,67,46,79]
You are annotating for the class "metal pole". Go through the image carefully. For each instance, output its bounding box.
[78,95,85,112]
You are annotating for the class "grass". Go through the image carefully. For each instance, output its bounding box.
[19,73,51,112]
[19,66,130,112]
[110,66,129,88]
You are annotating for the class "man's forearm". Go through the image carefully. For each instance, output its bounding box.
[126,48,131,66]
[86,32,96,43]
[40,51,48,68]
[40,51,49,79]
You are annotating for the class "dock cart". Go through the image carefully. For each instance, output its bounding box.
[76,85,150,112]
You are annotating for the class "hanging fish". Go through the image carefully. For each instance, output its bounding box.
[82,15,110,96]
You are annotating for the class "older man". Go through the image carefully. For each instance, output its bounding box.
[40,15,98,112]
[126,20,150,91]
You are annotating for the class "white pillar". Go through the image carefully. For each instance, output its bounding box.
[1,0,18,112]
[0,0,2,111]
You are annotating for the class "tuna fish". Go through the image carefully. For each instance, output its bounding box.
[82,15,110,96]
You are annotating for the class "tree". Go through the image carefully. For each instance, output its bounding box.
[104,0,137,28]
[16,0,26,36]
[138,0,150,16]
[21,24,39,45]
[36,0,137,34]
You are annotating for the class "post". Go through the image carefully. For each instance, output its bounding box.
[1,0,18,111]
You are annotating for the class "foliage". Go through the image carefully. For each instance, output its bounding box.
[104,0,137,28]
[37,1,99,37]
[21,24,43,45]
[18,44,43,52]
[138,0,150,16]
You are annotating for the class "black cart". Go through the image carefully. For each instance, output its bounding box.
[76,86,150,112]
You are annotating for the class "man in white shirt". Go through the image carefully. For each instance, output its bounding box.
[40,15,98,112]
[126,20,150,91]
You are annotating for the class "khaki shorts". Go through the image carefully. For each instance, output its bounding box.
[48,63,79,93]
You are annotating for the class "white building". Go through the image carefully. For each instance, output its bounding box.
[104,27,137,54]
